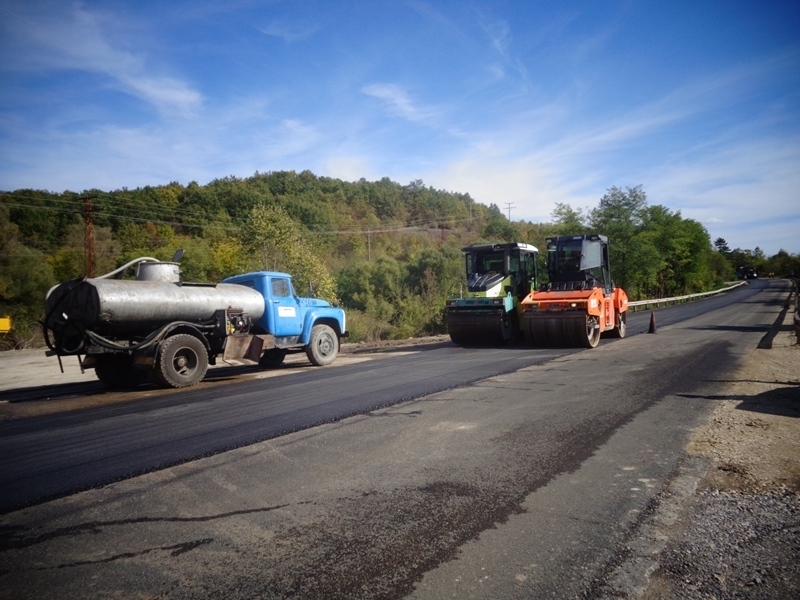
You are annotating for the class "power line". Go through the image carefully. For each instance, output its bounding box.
[2,196,480,237]
[1,179,488,240]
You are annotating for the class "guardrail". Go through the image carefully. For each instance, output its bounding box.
[628,281,747,311]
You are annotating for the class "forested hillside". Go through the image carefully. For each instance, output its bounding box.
[1,171,796,348]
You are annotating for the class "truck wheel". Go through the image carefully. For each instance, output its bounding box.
[259,348,287,369]
[95,354,148,389]
[155,334,208,388]
[305,324,338,366]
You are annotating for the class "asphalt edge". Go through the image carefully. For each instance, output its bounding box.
[588,454,711,598]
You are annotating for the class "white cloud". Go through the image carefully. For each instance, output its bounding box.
[267,119,322,156]
[421,153,592,224]
[480,16,511,57]
[361,83,439,123]
[1,2,201,115]
[258,20,320,43]
[119,75,202,114]
[645,137,800,254]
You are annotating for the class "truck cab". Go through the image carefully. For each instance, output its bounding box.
[223,271,347,367]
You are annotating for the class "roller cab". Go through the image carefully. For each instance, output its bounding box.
[521,235,628,348]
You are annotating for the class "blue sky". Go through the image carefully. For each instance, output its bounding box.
[1,1,798,255]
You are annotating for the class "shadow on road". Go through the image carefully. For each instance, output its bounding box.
[678,383,800,419]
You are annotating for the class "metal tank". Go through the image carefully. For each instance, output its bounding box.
[135,261,181,282]
[45,277,266,340]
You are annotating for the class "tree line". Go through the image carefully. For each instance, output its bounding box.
[1,172,797,349]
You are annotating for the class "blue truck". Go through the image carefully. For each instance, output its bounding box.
[43,256,347,389]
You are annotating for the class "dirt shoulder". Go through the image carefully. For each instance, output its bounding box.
[636,315,800,599]
[688,324,800,493]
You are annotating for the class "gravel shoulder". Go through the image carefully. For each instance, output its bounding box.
[601,315,800,599]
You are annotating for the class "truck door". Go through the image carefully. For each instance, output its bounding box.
[269,277,304,337]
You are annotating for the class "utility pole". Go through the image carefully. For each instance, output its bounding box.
[504,202,515,221]
[80,195,98,277]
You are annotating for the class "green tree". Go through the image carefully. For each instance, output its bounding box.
[482,203,516,240]
[210,238,249,280]
[589,185,655,294]
[169,236,215,282]
[764,250,800,278]
[47,220,120,280]
[404,247,463,333]
[0,205,56,344]
[714,237,731,254]
[241,205,338,302]
[551,203,586,235]
[708,250,733,284]
[117,221,175,257]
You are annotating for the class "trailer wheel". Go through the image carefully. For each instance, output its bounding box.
[95,354,148,389]
[155,334,208,388]
[259,348,287,369]
[609,312,627,338]
[306,324,338,366]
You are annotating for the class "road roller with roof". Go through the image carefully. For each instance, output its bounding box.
[520,234,628,348]
[446,242,539,345]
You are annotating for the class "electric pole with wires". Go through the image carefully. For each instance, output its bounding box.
[80,195,98,277]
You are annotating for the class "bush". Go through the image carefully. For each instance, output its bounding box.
[0,315,44,350]
[343,310,393,343]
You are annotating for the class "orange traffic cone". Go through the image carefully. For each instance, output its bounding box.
[648,311,657,334]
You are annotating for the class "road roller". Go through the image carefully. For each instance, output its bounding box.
[520,234,628,348]
[446,242,539,345]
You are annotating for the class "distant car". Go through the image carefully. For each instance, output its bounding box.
[739,267,758,280]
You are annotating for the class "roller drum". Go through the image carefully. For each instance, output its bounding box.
[447,309,514,346]
[524,313,599,348]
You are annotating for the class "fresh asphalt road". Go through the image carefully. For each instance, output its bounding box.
[0,338,583,514]
[0,279,789,599]
[0,281,760,514]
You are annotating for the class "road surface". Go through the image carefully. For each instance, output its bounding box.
[0,279,789,599]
